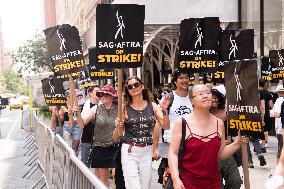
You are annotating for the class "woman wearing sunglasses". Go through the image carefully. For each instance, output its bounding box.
[113,76,167,189]
[81,84,117,188]
[168,84,248,189]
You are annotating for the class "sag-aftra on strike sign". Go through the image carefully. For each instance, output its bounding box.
[44,24,86,80]
[96,4,145,69]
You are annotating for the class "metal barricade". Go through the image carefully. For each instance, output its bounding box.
[32,110,108,189]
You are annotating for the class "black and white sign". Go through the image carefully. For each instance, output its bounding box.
[88,47,115,80]
[96,4,145,69]
[261,56,272,81]
[220,29,254,61]
[269,49,284,80]
[178,17,220,73]
[41,77,66,106]
[224,59,264,138]
[213,29,254,83]
[44,24,86,80]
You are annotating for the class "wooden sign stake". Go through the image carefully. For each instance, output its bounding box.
[117,69,123,120]
[68,74,84,128]
[241,142,250,189]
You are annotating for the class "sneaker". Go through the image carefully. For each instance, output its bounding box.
[258,154,267,166]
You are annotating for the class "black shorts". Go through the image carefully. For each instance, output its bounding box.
[91,145,117,168]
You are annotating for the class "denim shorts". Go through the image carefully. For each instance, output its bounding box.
[55,127,63,137]
[63,122,81,141]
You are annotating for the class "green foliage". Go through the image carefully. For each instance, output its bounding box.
[11,32,51,73]
[0,68,27,94]
[38,104,51,119]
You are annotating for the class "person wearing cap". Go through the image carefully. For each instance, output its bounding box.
[80,86,101,166]
[81,84,117,188]
[60,89,81,152]
[271,84,284,161]
[210,85,242,189]
[113,76,166,189]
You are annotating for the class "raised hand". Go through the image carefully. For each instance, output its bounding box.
[158,95,171,111]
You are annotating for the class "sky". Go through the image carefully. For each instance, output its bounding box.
[0,0,44,49]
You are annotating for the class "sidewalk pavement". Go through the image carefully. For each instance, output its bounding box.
[0,114,45,188]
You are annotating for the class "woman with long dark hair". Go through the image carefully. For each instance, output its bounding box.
[113,76,168,189]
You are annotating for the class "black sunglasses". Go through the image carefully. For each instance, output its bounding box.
[126,81,141,90]
[96,92,111,98]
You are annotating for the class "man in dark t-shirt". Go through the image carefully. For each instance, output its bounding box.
[259,79,274,144]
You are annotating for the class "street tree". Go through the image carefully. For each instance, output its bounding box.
[0,68,27,94]
[11,32,51,73]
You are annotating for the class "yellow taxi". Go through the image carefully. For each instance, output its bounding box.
[9,98,24,110]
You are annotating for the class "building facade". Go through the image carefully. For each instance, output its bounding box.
[46,0,284,90]
[43,0,57,28]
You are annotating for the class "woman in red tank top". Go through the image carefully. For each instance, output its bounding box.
[168,84,248,189]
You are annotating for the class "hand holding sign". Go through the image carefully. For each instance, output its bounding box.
[113,117,125,142]
[236,130,249,146]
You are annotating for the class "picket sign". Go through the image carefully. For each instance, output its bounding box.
[95,4,145,121]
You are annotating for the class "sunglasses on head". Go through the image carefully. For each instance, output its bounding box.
[126,81,141,90]
[96,92,111,98]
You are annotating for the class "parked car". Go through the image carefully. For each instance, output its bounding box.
[9,98,24,110]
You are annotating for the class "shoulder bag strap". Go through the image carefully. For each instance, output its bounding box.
[91,104,98,147]
[178,117,187,171]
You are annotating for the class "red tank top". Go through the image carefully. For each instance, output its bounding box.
[180,120,221,189]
